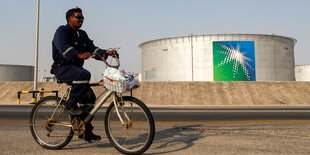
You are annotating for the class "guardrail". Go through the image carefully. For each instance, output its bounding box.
[17,89,58,104]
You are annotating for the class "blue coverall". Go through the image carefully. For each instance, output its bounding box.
[50,24,106,106]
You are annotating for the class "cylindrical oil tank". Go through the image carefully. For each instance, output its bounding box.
[0,64,34,81]
[295,65,310,81]
[139,34,296,81]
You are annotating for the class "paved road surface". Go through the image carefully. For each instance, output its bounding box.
[1,106,310,154]
[2,105,310,122]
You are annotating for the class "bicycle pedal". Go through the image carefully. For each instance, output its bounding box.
[72,119,85,136]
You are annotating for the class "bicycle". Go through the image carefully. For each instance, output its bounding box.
[29,50,155,155]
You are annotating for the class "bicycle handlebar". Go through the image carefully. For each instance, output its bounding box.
[95,48,120,69]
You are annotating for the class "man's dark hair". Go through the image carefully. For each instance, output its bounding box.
[66,7,82,22]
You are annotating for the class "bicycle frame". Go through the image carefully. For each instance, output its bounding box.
[84,89,131,125]
[83,89,113,123]
[49,85,131,128]
[50,86,71,119]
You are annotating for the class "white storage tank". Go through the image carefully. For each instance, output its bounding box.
[139,34,296,81]
[295,65,310,81]
[0,64,34,81]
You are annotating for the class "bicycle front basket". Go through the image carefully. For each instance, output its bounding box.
[103,76,129,93]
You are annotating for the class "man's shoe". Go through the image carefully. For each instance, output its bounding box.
[64,105,83,115]
[84,132,101,142]
[78,134,83,139]
[79,132,101,142]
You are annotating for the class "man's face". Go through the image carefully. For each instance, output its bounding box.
[68,12,84,29]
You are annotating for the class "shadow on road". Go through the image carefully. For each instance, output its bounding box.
[60,124,205,154]
[146,124,205,154]
[61,137,113,151]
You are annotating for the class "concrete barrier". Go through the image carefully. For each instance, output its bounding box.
[1,81,310,106]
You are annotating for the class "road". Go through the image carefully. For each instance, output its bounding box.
[1,105,310,154]
[2,105,310,122]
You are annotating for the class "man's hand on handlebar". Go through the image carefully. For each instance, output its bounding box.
[91,47,119,60]
[92,48,120,68]
[107,49,119,58]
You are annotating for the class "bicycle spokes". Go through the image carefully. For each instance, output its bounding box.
[105,96,155,154]
[29,96,74,149]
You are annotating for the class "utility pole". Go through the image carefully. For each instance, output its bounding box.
[34,0,40,91]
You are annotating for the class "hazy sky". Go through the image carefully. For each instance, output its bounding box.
[1,0,309,80]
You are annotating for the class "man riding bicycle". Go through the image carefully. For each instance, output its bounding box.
[50,7,114,142]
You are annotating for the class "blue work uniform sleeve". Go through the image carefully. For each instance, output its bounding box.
[93,49,108,60]
[53,26,79,62]
[82,31,107,60]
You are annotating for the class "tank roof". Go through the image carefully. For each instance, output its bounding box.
[139,33,297,48]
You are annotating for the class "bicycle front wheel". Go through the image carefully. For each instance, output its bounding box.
[105,96,155,155]
[29,96,73,149]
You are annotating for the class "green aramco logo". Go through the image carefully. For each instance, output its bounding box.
[213,41,256,81]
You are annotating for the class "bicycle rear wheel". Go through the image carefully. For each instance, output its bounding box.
[105,96,155,155]
[29,96,73,149]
